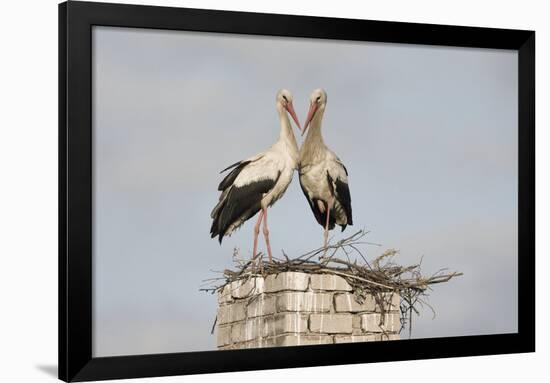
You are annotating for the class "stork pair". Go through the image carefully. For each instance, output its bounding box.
[210,89,353,262]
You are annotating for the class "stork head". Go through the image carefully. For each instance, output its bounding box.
[276,89,301,132]
[302,88,327,136]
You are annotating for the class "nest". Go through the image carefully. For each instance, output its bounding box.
[201,230,462,337]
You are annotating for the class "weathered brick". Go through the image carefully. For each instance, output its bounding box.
[217,325,232,346]
[265,272,309,292]
[248,317,267,341]
[253,336,277,348]
[352,315,362,329]
[247,294,277,317]
[378,333,400,341]
[241,339,261,349]
[218,275,401,350]
[230,277,265,299]
[277,292,332,312]
[218,344,238,350]
[230,322,244,343]
[361,313,401,333]
[231,317,266,343]
[218,285,233,304]
[362,313,381,332]
[334,334,378,343]
[309,313,353,334]
[374,292,401,312]
[271,334,334,346]
[242,338,285,349]
[217,301,246,324]
[264,313,308,336]
[334,293,376,312]
[310,274,352,291]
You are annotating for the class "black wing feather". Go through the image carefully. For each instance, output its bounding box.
[299,176,336,230]
[220,160,243,174]
[299,178,323,227]
[334,178,353,229]
[217,160,251,191]
[211,172,280,243]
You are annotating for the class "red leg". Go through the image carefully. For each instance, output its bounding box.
[253,210,264,258]
[262,207,273,262]
[323,199,334,255]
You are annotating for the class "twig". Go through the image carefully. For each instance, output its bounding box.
[201,229,462,338]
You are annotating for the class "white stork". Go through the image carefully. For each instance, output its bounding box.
[210,89,301,262]
[299,89,353,251]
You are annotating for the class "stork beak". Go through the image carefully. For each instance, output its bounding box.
[302,102,318,137]
[286,101,302,132]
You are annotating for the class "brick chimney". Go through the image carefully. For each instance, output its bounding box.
[217,272,400,349]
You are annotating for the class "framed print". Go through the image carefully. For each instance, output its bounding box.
[59,1,535,381]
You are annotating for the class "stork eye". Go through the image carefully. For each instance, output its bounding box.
[282,95,288,102]
[316,96,321,102]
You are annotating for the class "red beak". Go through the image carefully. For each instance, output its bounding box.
[285,101,302,132]
[302,102,318,137]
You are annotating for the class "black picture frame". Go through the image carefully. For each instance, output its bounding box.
[59,1,535,381]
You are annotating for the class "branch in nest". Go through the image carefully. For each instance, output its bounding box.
[200,229,462,338]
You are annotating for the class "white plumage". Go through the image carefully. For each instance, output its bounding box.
[299,89,353,249]
[299,152,350,223]
[210,89,301,261]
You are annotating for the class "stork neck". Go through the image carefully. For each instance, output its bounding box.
[304,110,326,148]
[277,106,299,153]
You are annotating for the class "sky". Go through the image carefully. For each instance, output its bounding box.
[92,26,518,357]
